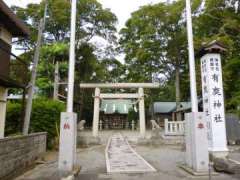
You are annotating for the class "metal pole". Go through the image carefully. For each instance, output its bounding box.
[23,1,48,135]
[186,0,198,112]
[66,0,77,113]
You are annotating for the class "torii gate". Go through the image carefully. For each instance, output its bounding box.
[80,83,160,137]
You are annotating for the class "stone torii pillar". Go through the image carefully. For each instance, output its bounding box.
[138,88,146,137]
[92,88,100,137]
[79,83,160,137]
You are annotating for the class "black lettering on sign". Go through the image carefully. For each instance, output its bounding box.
[213,87,221,96]
[214,114,223,123]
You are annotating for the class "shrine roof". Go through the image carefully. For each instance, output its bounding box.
[153,102,191,114]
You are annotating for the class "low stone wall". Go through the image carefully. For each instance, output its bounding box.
[0,132,47,180]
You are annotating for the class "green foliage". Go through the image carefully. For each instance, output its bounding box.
[30,99,65,148]
[119,0,188,103]
[127,108,138,124]
[120,0,240,113]
[5,102,22,135]
[12,0,119,109]
[193,0,240,112]
[41,43,69,63]
[9,0,240,121]
[224,57,240,110]
[5,99,65,149]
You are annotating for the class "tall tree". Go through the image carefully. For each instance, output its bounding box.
[119,1,191,120]
[193,0,240,113]
[120,0,240,116]
[13,0,118,89]
[12,0,119,122]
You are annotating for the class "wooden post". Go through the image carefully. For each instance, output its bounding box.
[23,2,47,135]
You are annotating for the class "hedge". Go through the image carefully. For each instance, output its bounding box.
[6,98,65,148]
[5,102,22,135]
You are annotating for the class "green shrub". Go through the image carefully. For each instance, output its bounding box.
[30,98,65,148]
[6,102,22,135]
[6,98,65,148]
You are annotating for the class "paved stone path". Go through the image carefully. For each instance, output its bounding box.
[105,133,156,173]
[15,141,239,180]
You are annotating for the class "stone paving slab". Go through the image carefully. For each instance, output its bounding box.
[105,133,156,173]
[229,152,240,162]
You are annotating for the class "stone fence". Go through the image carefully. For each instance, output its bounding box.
[164,119,185,136]
[0,132,47,180]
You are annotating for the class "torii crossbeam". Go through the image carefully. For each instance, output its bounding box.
[79,83,160,137]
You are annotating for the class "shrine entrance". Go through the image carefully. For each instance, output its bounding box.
[100,97,138,130]
[79,83,159,137]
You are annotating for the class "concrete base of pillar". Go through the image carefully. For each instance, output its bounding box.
[185,112,209,174]
[58,165,81,179]
[58,112,77,173]
[179,164,218,176]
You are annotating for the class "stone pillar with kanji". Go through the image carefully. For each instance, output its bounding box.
[200,40,228,157]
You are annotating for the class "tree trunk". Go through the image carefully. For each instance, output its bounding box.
[175,65,181,121]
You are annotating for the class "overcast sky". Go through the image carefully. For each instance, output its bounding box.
[5,0,164,29]
[5,0,165,57]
